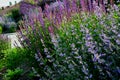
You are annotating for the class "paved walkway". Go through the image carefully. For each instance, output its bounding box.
[1,33,22,48]
[0,0,21,8]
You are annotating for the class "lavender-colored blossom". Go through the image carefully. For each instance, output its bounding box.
[46,55,52,58]
[117,34,120,38]
[80,0,86,11]
[38,12,44,27]
[18,0,120,79]
[59,53,65,57]
[88,0,93,11]
[93,1,103,17]
[71,0,78,13]
[116,39,120,45]
[20,1,37,15]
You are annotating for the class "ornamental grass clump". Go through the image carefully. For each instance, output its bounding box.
[19,0,120,79]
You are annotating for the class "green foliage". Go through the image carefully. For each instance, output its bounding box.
[4,48,30,69]
[9,25,16,33]
[0,48,38,79]
[25,0,35,5]
[0,26,2,34]
[19,7,120,79]
[10,8,21,22]
[3,48,21,69]
[5,8,21,23]
[27,71,36,79]
[5,13,13,18]
[0,37,9,58]
[0,37,9,72]
[3,68,23,80]
[54,12,120,79]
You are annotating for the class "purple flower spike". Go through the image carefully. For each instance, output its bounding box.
[80,0,87,11]
[88,0,93,12]
[38,12,44,27]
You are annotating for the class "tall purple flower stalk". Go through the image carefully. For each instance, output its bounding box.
[88,0,93,11]
[80,0,87,11]
[20,1,38,15]
[18,0,120,79]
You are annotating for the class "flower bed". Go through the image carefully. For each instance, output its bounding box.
[18,0,120,79]
[0,0,120,80]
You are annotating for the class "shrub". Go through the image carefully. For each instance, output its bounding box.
[0,35,9,65]
[10,8,21,23]
[8,22,17,33]
[1,48,38,80]
[1,14,17,33]
[4,48,36,69]
[0,36,10,78]
[3,68,23,80]
[0,36,9,56]
[5,12,13,18]
[54,13,120,79]
[4,48,22,69]
[9,26,16,33]
[19,0,120,79]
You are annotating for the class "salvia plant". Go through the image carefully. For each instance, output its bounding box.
[18,0,120,79]
[20,1,38,15]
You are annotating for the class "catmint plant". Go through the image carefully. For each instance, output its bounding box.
[18,0,120,79]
